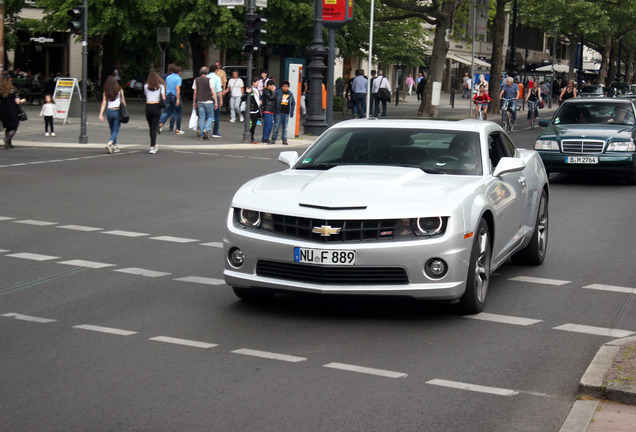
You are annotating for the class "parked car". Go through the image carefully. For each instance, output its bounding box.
[578,85,606,98]
[609,82,630,96]
[536,98,636,184]
[224,119,550,314]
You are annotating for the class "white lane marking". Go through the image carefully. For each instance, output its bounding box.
[57,260,116,269]
[583,284,635,294]
[13,219,58,226]
[150,336,218,349]
[249,157,273,160]
[508,276,571,286]
[57,225,103,232]
[224,155,244,158]
[114,267,172,278]
[197,152,220,156]
[149,236,200,244]
[72,324,137,336]
[47,160,64,163]
[6,252,60,261]
[463,313,542,326]
[28,161,48,165]
[173,276,225,286]
[0,249,9,253]
[323,362,407,378]
[200,242,223,248]
[554,324,634,338]
[426,379,519,396]
[8,163,27,167]
[0,216,15,221]
[232,348,307,363]
[2,313,57,323]
[102,230,150,237]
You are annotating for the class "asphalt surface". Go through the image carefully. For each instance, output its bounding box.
[2,92,635,431]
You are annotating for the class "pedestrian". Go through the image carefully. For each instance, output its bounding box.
[351,69,367,118]
[271,80,296,145]
[209,63,224,137]
[405,73,415,96]
[99,75,127,154]
[245,76,262,144]
[369,70,377,117]
[257,70,270,95]
[300,76,307,116]
[192,66,217,141]
[0,76,27,149]
[144,71,166,154]
[261,79,276,144]
[416,72,427,102]
[226,69,245,123]
[39,94,56,137]
[552,77,561,104]
[462,73,470,98]
[372,70,392,117]
[158,64,182,135]
[515,78,524,111]
[499,77,520,124]
[170,66,185,134]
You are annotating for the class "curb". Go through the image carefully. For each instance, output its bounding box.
[11,139,315,151]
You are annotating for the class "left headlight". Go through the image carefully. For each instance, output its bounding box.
[535,140,559,151]
[395,217,448,237]
[237,208,261,228]
[607,141,636,152]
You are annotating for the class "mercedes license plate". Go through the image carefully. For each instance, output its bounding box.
[294,247,356,265]
[566,156,598,164]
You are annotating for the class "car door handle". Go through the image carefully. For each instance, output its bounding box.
[518,176,526,185]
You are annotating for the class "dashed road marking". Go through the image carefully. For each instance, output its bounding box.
[0,249,9,253]
[197,152,220,156]
[149,236,200,244]
[249,157,273,160]
[57,224,103,232]
[0,216,15,221]
[200,242,223,248]
[323,362,407,378]
[149,336,218,349]
[224,155,244,158]
[6,252,60,261]
[2,313,57,323]
[72,324,137,336]
[553,324,634,338]
[464,312,542,326]
[508,276,571,286]
[426,379,519,396]
[102,230,150,237]
[173,276,225,286]
[583,284,635,294]
[232,348,307,363]
[58,259,116,269]
[114,267,172,278]
[13,219,58,226]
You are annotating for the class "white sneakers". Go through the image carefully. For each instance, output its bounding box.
[149,146,158,154]
[45,132,49,137]
[45,132,56,137]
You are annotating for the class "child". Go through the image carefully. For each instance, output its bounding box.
[39,94,56,136]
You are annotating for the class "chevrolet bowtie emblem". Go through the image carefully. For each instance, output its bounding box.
[312,225,342,236]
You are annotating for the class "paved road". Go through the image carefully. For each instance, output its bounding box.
[1,122,635,431]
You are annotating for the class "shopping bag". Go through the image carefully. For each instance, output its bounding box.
[188,109,198,130]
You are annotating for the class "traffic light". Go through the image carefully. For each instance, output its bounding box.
[242,14,267,55]
[67,8,83,35]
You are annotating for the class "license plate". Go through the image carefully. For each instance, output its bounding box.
[566,156,598,164]
[294,247,356,266]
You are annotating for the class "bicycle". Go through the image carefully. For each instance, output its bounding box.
[527,100,538,129]
[474,103,487,120]
[342,95,351,116]
[501,98,515,132]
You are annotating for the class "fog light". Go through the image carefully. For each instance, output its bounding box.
[425,258,448,279]
[229,247,245,268]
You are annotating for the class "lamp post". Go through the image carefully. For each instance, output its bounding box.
[303,0,328,136]
[79,0,88,144]
[508,0,518,78]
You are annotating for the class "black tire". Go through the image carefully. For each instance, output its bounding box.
[460,219,491,314]
[232,287,275,301]
[512,190,549,265]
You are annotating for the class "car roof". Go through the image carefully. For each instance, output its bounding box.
[329,118,502,134]
[563,98,630,104]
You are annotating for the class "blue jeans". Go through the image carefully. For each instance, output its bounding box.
[272,113,290,141]
[213,104,221,135]
[106,108,121,144]
[527,100,539,119]
[374,98,387,117]
[169,97,182,131]
[352,92,366,117]
[501,99,517,121]
[159,93,177,126]
[197,103,215,133]
[262,112,274,142]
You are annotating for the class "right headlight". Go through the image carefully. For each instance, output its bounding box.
[535,140,559,151]
[607,141,636,152]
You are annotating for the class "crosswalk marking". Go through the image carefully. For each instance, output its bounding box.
[464,313,542,326]
[323,362,407,378]
[149,336,217,349]
[149,236,200,244]
[232,348,306,363]
[72,324,137,336]
[102,230,150,237]
[58,260,116,269]
[508,276,571,286]
[426,379,519,396]
[553,324,634,338]
[6,252,60,261]
[2,313,57,323]
[57,225,103,232]
[13,219,58,226]
[114,267,171,278]
[583,284,635,294]
[173,276,225,286]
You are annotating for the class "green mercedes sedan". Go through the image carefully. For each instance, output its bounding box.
[535,98,636,184]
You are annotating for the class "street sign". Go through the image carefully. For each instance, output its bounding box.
[53,78,82,125]
[255,0,267,7]
[218,0,244,6]
[323,0,353,29]
[30,37,55,43]
[157,27,170,43]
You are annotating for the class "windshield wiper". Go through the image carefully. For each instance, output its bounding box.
[295,163,338,170]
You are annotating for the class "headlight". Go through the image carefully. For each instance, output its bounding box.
[607,141,636,152]
[395,217,447,237]
[237,208,261,227]
[535,140,559,150]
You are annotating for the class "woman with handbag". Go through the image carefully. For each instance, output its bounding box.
[99,75,127,154]
[144,71,166,154]
[0,77,27,149]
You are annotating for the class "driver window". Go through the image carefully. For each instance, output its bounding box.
[488,133,510,170]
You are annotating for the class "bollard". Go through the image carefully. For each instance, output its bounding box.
[451,88,455,108]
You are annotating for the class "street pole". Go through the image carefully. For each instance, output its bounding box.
[508,0,518,78]
[470,0,476,118]
[326,28,335,126]
[365,0,374,119]
[550,24,556,108]
[79,0,88,144]
[303,0,328,136]
[242,0,255,144]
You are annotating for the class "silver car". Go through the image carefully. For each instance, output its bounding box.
[224,119,549,314]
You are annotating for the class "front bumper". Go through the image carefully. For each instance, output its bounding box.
[223,215,473,300]
[538,151,636,174]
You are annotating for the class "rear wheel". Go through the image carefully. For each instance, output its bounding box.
[232,287,276,301]
[460,219,491,314]
[512,190,549,265]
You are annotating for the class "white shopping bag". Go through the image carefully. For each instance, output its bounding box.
[188,110,198,130]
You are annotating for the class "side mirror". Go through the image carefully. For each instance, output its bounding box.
[538,119,550,127]
[493,157,526,177]
[279,151,299,167]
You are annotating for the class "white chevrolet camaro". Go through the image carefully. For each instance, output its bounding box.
[224,119,549,314]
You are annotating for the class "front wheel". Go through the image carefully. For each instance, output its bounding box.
[460,219,491,314]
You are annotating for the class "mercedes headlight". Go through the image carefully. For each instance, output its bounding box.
[535,140,559,151]
[607,141,636,152]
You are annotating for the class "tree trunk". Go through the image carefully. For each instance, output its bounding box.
[190,35,205,74]
[607,39,619,85]
[488,0,508,115]
[598,36,611,86]
[567,35,577,81]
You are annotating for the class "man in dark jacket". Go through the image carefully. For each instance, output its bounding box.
[271,80,296,145]
[261,80,276,144]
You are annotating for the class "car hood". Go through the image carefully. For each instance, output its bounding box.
[542,124,635,141]
[233,165,480,218]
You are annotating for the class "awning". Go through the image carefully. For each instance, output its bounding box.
[534,64,571,73]
[447,54,491,68]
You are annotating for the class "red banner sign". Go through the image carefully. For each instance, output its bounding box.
[323,0,353,29]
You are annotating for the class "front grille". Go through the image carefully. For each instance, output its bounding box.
[561,139,605,154]
[257,260,409,285]
[269,214,399,243]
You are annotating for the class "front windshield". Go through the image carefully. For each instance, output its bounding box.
[295,128,483,175]
[553,102,635,126]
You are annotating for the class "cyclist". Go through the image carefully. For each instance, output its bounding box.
[473,84,493,120]
[525,81,542,123]
[499,77,520,124]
